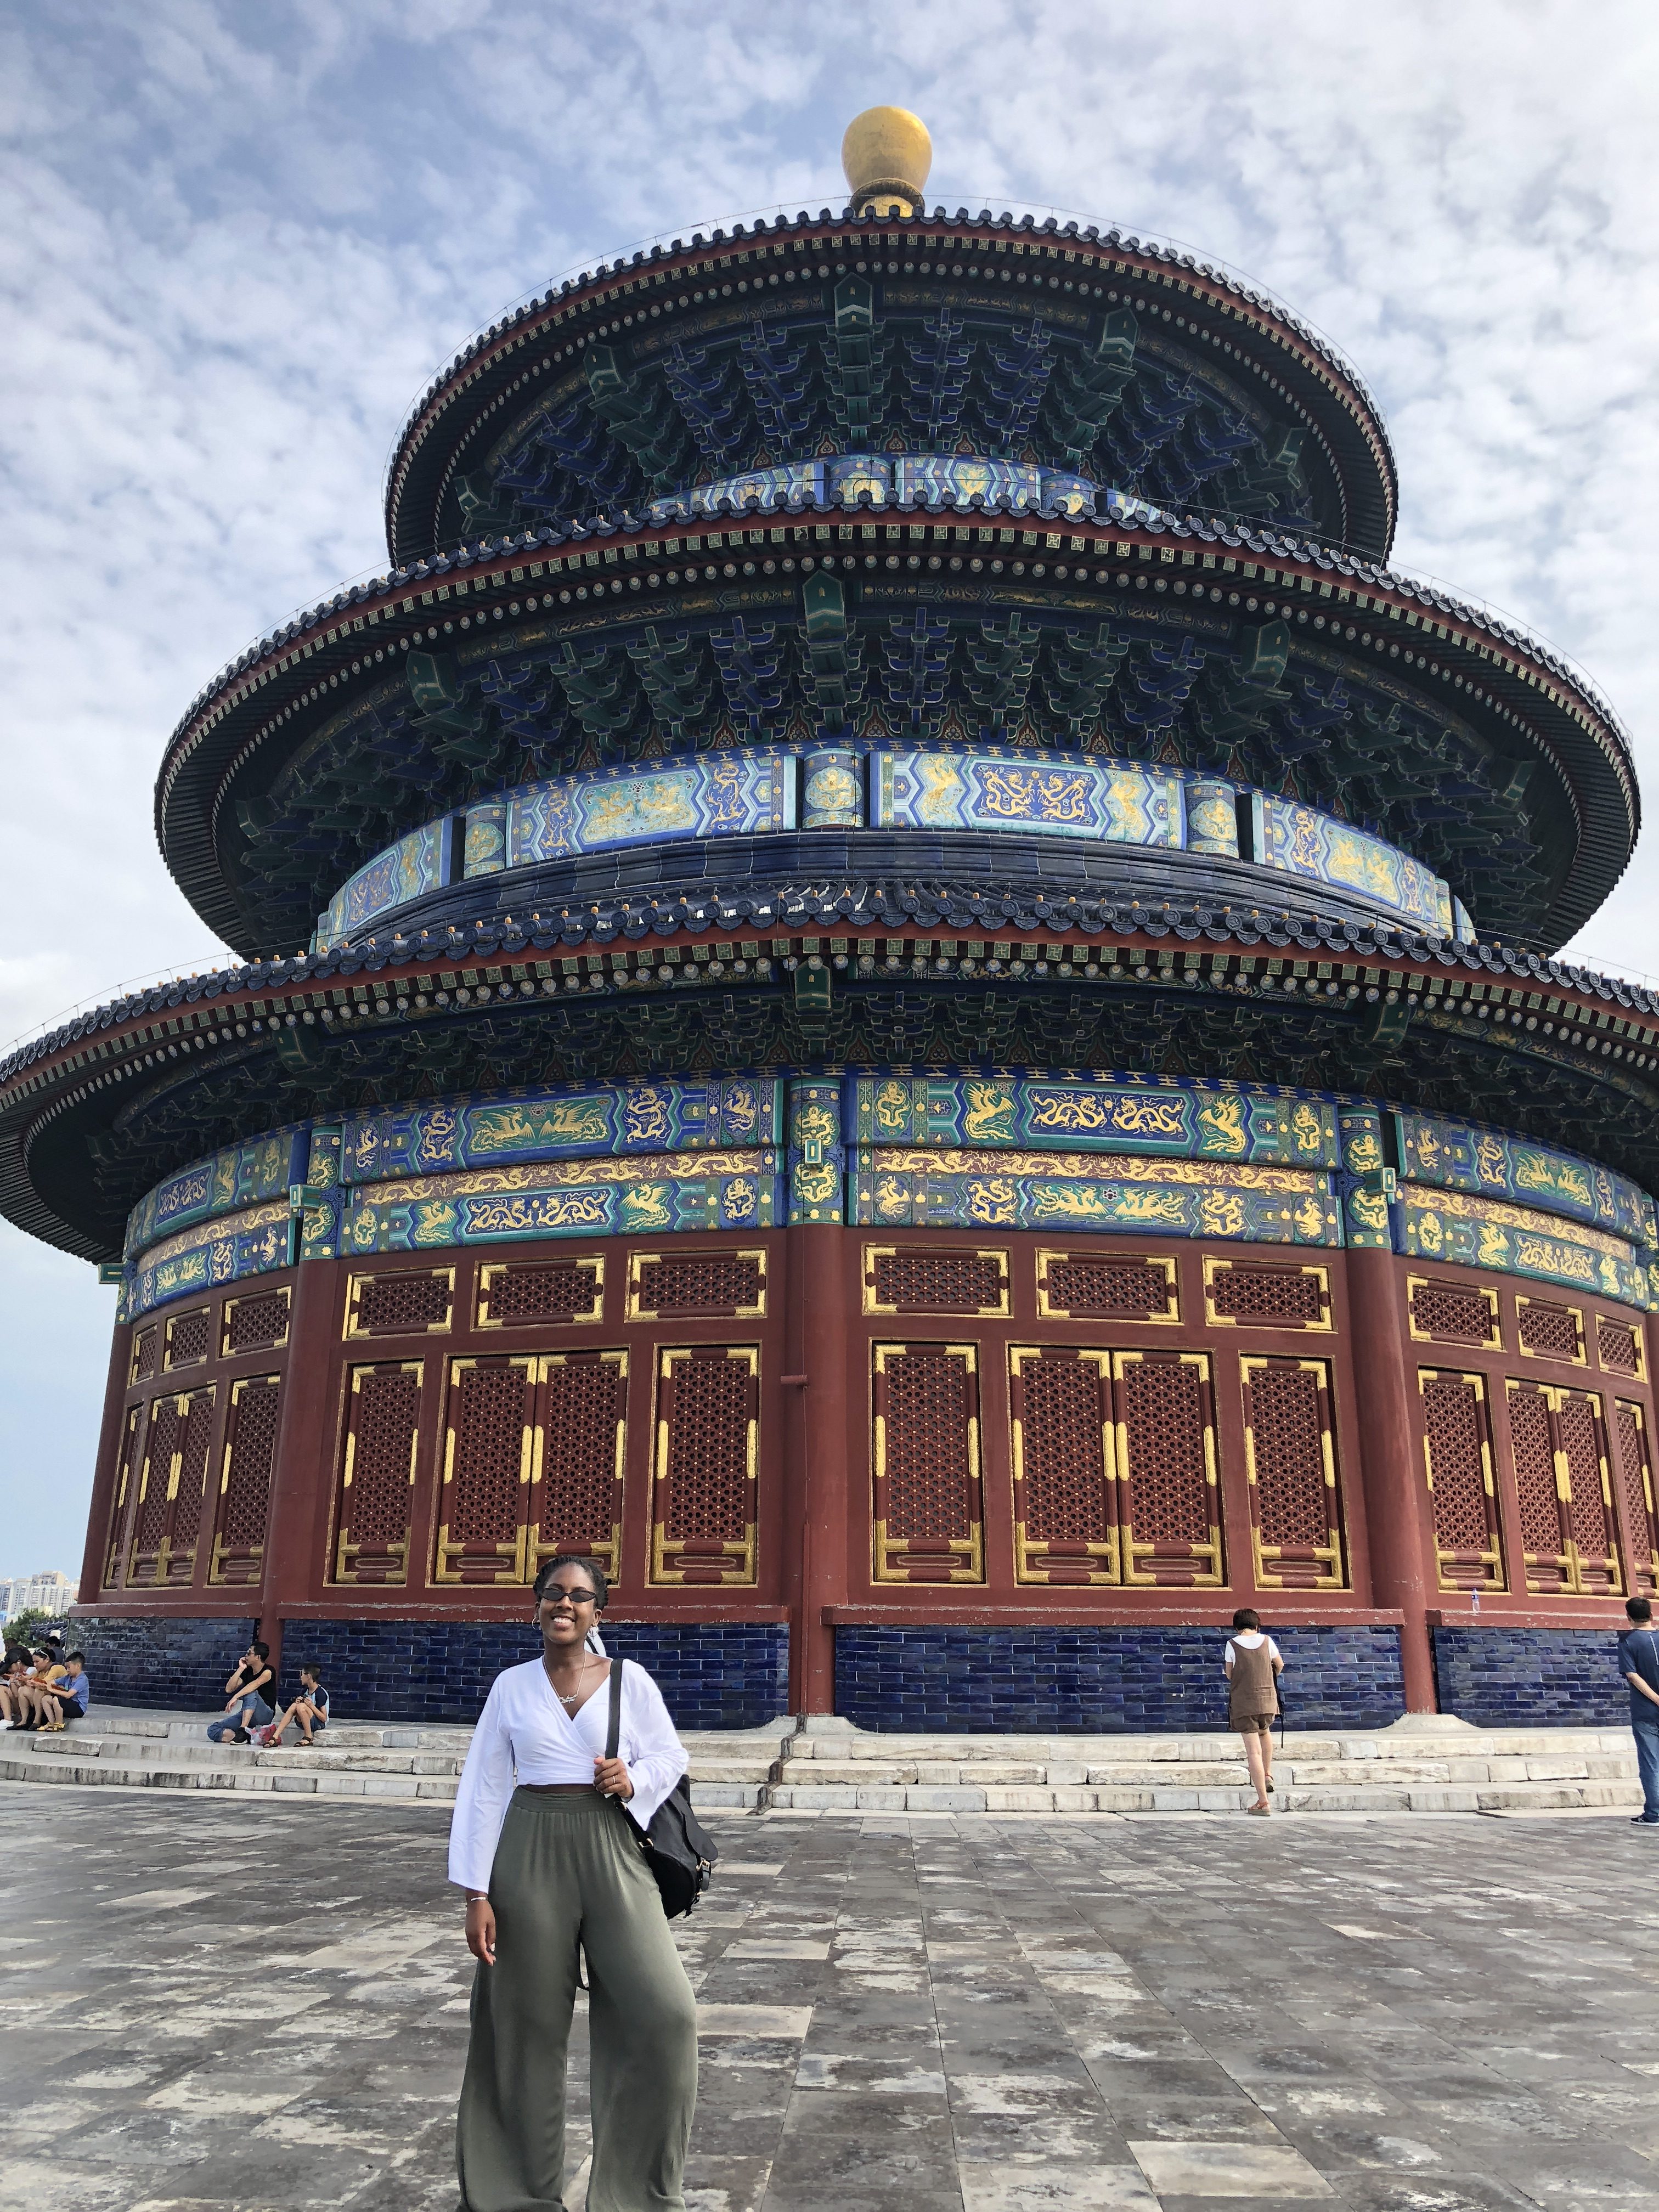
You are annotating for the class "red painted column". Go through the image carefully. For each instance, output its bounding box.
[1346,1248,1437,1710]
[257,1258,342,1678]
[788,1223,851,1713]
[76,1317,133,1607]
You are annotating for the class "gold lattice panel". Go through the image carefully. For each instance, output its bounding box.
[650,1346,759,1585]
[1204,1259,1331,1331]
[865,1245,1009,1316]
[331,1360,423,1585]
[1114,1350,1223,1587]
[477,1256,603,1329]
[1036,1250,1178,1322]
[1515,1298,1584,1366]
[628,1250,765,1322]
[345,1267,455,1339]
[1419,1367,1504,1592]
[1009,1346,1118,1585]
[873,1342,985,1584]
[1242,1355,1345,1589]
[1408,1277,1500,1348]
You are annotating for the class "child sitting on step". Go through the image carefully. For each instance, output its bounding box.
[262,1664,330,1748]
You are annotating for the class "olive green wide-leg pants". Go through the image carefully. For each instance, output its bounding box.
[456,1790,698,2212]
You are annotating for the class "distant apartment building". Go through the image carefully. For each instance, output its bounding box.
[1,1570,73,1622]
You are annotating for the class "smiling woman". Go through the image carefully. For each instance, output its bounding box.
[448,1554,699,2212]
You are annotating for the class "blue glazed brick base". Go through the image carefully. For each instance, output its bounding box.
[1432,1627,1631,1728]
[283,1619,789,1729]
[63,1616,257,1713]
[833,1624,1405,1733]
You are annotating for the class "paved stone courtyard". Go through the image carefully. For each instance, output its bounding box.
[3,1783,1657,2212]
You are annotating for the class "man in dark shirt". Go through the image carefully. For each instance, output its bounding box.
[1618,1596,1659,1825]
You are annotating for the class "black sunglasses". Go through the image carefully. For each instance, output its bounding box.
[542,1589,598,1607]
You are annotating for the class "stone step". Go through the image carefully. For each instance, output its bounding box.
[2,1710,1637,1817]
[780,1729,1634,1763]
[768,1778,1643,1815]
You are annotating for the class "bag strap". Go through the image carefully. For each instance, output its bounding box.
[605,1657,623,1762]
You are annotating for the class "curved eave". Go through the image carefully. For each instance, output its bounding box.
[155,500,1639,960]
[380,207,1399,568]
[5,894,1659,1260]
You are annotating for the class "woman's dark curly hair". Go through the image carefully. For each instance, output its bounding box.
[532,1554,610,1609]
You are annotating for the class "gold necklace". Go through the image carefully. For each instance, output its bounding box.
[546,1653,595,1706]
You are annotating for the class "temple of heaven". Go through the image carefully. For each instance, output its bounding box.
[11,109,1657,1731]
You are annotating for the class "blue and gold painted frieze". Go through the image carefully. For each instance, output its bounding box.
[316,819,452,952]
[341,1079,778,1186]
[873,747,1197,851]
[787,1080,845,1225]
[1254,794,1453,938]
[852,1075,1340,1168]
[124,1123,309,1261]
[1393,1109,1656,1249]
[1399,1188,1655,1310]
[854,1149,1342,1245]
[112,1072,1659,1317]
[645,453,1124,526]
[312,740,1466,953]
[340,1150,778,1253]
[495,750,794,874]
[125,1201,294,1323]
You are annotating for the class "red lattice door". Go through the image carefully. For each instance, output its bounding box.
[126,1386,217,1588]
[872,1342,984,1583]
[1505,1380,1620,1595]
[1419,1369,1504,1591]
[103,1403,148,1590]
[1008,1347,1117,1585]
[1612,1399,1658,1596]
[1113,1351,1222,1587]
[210,1375,283,1585]
[436,1356,538,1584]
[1241,1356,1345,1589]
[1556,1387,1621,1595]
[651,1346,759,1585]
[530,1351,627,1582]
[332,1361,425,1584]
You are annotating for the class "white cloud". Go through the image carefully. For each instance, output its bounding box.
[2,0,1656,1575]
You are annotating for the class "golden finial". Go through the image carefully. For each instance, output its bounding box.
[841,106,932,217]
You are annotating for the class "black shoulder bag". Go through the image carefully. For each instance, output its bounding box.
[605,1659,717,1918]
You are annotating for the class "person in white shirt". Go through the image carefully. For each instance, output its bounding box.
[449,1554,697,2212]
[1223,1607,1284,1815]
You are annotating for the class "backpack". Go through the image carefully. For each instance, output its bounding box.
[603,1659,717,1918]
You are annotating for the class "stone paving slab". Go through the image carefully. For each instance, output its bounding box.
[3,1781,1657,2211]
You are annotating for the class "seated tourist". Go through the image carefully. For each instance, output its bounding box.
[264,1663,329,1747]
[206,1642,275,1743]
[38,1651,90,1732]
[14,1650,60,1733]
[0,1650,34,1729]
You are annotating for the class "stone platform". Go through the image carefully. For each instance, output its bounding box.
[6,1779,1659,2211]
[1,1708,1640,1816]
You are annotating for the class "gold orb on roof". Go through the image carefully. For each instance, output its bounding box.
[841,106,932,217]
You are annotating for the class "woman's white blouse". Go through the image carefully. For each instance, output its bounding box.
[447,1658,689,1893]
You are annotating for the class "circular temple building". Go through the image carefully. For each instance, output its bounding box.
[11,113,1657,1734]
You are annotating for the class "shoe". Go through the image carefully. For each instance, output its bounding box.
[1266,1779,1275,1793]
[1632,1815,1659,1825]
[1246,1802,1271,1815]
[232,1728,251,1744]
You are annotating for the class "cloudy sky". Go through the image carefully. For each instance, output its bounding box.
[2,0,1656,1582]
